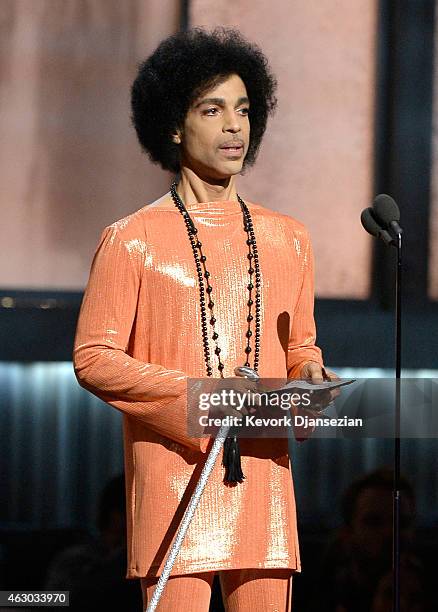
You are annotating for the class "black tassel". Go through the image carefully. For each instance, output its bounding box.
[222,433,245,484]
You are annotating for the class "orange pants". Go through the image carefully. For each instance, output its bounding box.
[141,568,293,611]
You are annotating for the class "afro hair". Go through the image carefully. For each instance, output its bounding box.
[130,27,277,173]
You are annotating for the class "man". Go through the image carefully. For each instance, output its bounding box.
[73,27,335,611]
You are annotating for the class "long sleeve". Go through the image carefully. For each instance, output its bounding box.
[287,228,323,379]
[73,223,205,452]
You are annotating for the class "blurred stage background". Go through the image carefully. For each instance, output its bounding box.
[1,1,438,609]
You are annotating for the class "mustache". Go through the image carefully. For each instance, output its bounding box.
[218,139,245,148]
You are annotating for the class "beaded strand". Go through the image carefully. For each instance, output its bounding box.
[170,182,261,378]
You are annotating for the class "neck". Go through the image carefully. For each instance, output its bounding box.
[177,166,238,204]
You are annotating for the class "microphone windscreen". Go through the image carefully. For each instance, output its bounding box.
[373,193,400,225]
[361,207,382,237]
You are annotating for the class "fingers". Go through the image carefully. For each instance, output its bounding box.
[299,363,342,410]
[302,362,340,384]
[323,367,340,381]
[322,368,341,401]
[309,364,324,384]
[302,364,341,396]
[300,361,324,384]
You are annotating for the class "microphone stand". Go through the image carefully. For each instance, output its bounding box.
[393,231,402,612]
[360,202,402,612]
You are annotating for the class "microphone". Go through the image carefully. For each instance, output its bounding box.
[360,207,395,246]
[373,194,403,236]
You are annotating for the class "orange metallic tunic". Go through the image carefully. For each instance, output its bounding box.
[73,185,323,579]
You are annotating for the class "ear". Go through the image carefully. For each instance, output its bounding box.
[171,128,182,145]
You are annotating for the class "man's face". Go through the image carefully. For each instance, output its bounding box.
[178,73,250,182]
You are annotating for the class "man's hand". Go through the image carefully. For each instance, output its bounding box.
[300,361,341,413]
[291,361,342,441]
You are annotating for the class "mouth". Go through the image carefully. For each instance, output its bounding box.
[219,142,244,158]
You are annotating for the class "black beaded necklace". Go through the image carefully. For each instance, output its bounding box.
[170,181,261,484]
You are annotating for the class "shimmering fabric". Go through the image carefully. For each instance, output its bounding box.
[73,187,323,579]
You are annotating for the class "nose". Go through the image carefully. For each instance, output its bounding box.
[224,122,241,134]
[222,108,241,133]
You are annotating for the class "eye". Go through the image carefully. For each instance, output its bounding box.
[203,107,219,116]
[238,107,250,116]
